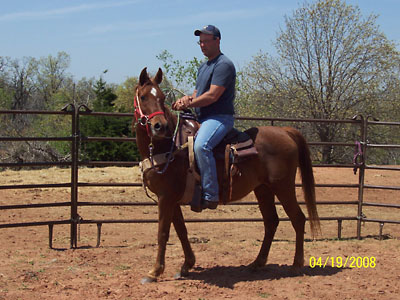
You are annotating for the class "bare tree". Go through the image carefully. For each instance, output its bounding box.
[36,51,71,108]
[241,0,400,162]
[0,56,6,74]
[276,0,398,118]
[8,57,38,111]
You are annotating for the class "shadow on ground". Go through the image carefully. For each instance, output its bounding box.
[182,263,344,289]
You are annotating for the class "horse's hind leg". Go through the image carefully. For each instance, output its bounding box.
[275,185,306,269]
[249,184,279,269]
[172,205,195,278]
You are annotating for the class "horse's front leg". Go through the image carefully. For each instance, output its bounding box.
[172,205,195,278]
[141,197,174,284]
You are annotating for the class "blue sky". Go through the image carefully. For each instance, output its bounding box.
[2,0,400,84]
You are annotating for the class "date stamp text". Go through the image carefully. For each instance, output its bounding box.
[309,256,376,268]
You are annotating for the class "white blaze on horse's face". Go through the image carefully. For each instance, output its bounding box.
[145,86,168,138]
[150,87,157,97]
[150,86,162,103]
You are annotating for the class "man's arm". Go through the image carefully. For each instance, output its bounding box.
[173,85,225,111]
[187,85,225,108]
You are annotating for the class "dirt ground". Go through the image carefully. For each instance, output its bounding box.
[0,166,399,300]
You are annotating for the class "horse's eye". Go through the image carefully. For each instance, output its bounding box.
[140,96,146,101]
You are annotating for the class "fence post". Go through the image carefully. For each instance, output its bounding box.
[70,104,79,248]
[356,115,367,239]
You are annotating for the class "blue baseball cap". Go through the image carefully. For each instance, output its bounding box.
[194,25,221,39]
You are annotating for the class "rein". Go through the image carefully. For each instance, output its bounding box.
[148,112,180,175]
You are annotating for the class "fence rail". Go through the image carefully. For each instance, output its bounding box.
[1,105,399,248]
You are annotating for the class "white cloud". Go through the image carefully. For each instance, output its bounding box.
[87,8,270,35]
[0,0,142,22]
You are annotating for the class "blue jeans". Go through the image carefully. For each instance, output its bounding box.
[194,114,234,202]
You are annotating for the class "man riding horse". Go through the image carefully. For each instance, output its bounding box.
[134,25,320,284]
[173,25,236,212]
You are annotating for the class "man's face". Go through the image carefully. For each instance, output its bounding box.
[198,33,219,58]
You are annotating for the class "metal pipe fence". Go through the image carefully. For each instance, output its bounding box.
[0,106,399,248]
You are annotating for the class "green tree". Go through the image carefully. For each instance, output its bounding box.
[0,53,106,164]
[80,77,139,162]
[114,76,138,112]
[156,50,203,94]
[0,86,12,110]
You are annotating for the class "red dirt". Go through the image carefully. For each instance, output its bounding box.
[0,166,399,299]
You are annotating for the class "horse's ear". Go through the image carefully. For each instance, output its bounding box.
[154,68,163,85]
[139,67,149,86]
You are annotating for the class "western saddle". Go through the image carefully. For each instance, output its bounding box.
[140,111,258,205]
[175,112,258,205]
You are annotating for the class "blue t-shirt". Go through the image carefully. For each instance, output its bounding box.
[194,53,236,120]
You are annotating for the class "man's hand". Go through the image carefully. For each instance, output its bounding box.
[172,95,193,111]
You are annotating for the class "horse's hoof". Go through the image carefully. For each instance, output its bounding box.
[174,269,190,279]
[141,276,157,284]
[174,272,184,280]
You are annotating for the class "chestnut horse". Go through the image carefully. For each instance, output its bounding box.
[134,67,320,283]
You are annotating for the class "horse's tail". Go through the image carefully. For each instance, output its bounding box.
[286,128,321,238]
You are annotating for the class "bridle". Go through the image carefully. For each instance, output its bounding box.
[134,88,165,136]
[134,86,184,177]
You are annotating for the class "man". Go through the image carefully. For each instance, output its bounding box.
[173,25,236,212]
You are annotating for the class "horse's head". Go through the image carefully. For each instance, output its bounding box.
[134,67,170,138]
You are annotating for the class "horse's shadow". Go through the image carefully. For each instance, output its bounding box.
[181,264,344,289]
